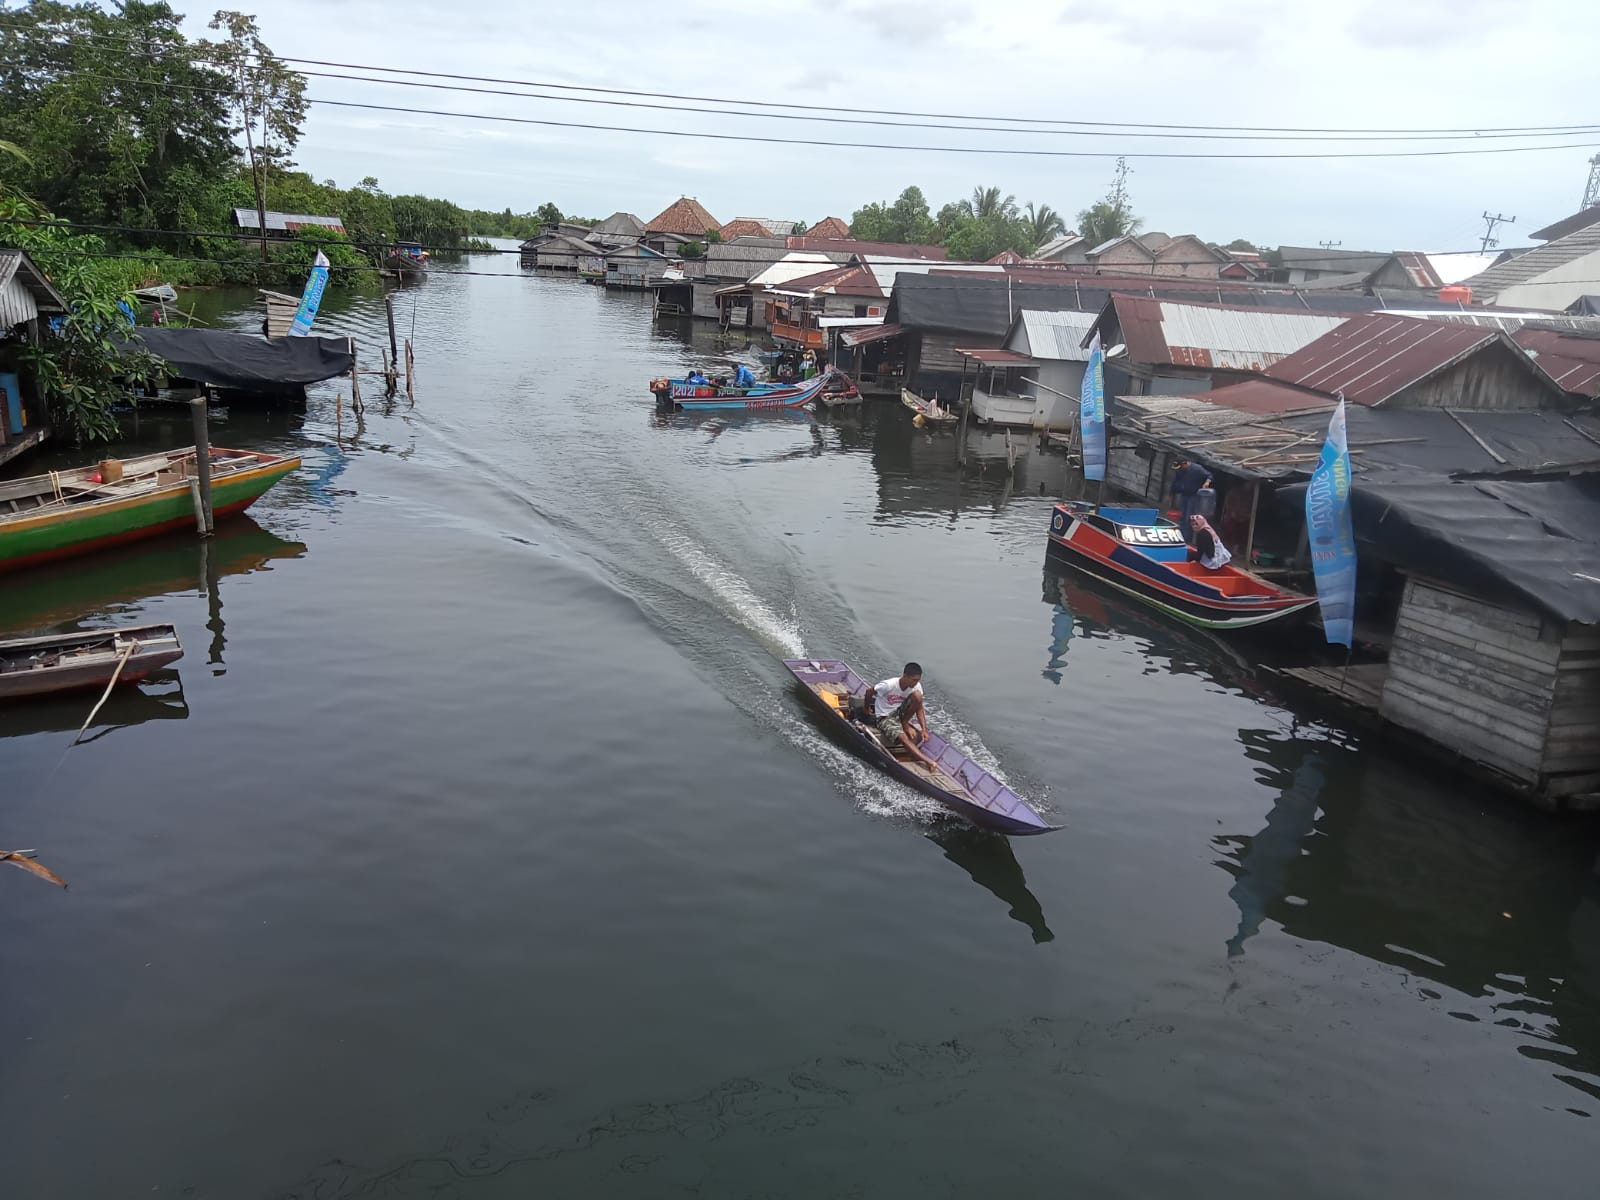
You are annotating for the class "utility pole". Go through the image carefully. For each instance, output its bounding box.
[239,63,268,263]
[1584,154,1600,211]
[1480,211,1515,254]
[1318,240,1342,251]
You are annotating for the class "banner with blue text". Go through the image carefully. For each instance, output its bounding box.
[1080,331,1106,481]
[287,251,330,337]
[1305,398,1356,647]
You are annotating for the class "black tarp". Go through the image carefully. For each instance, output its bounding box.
[1313,472,1600,624]
[1565,295,1600,317]
[129,329,355,389]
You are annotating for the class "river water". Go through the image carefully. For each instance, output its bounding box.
[3,248,1598,1198]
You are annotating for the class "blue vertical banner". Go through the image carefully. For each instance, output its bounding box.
[1305,398,1357,647]
[1079,331,1106,481]
[286,250,330,337]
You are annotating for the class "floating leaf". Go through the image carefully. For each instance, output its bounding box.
[0,851,67,888]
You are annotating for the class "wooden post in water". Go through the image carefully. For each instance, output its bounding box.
[348,338,363,415]
[1243,479,1261,565]
[385,292,399,365]
[189,393,214,536]
[405,338,415,406]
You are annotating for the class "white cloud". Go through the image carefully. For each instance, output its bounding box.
[189,0,1596,249]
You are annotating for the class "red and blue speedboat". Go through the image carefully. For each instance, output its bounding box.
[1046,501,1316,630]
[649,369,831,411]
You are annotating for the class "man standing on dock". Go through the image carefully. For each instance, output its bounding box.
[1170,458,1211,543]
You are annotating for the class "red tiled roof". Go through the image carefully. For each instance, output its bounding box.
[1263,312,1512,406]
[786,236,947,260]
[646,196,720,236]
[718,219,772,239]
[805,216,851,240]
[986,250,1025,265]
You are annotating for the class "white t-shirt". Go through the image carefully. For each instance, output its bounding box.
[872,676,923,719]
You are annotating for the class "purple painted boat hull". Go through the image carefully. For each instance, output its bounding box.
[783,658,1059,836]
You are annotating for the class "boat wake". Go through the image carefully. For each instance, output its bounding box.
[768,707,950,828]
[643,520,807,658]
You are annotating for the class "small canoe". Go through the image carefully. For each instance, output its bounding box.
[901,389,959,424]
[653,370,833,412]
[784,658,1059,836]
[1046,501,1317,630]
[0,624,183,701]
[0,446,300,574]
[819,371,862,407]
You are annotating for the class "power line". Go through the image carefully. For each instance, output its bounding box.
[3,215,521,255]
[301,98,1600,161]
[43,64,1600,144]
[4,18,1599,139]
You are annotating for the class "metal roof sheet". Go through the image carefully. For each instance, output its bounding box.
[1460,223,1600,300]
[841,321,905,347]
[748,253,841,288]
[1261,312,1548,405]
[1122,297,1347,370]
[0,248,68,322]
[1514,327,1600,396]
[1012,309,1098,361]
[1530,205,1600,242]
[232,208,345,233]
[958,348,1032,365]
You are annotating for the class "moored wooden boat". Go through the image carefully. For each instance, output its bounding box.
[901,389,958,424]
[651,370,833,412]
[0,624,183,701]
[819,371,862,407]
[784,658,1059,836]
[1046,501,1317,630]
[0,446,301,573]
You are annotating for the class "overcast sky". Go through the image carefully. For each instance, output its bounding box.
[182,0,1596,251]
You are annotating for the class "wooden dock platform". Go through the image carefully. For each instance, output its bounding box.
[1275,662,1388,711]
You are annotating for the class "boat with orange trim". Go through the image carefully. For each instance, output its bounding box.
[1046,500,1316,630]
[0,446,300,573]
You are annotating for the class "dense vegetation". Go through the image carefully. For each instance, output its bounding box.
[0,2,556,290]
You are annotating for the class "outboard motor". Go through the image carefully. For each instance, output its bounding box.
[649,377,675,411]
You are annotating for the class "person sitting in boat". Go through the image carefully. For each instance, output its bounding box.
[1188,515,1233,570]
[733,363,757,388]
[1170,458,1211,543]
[686,369,709,386]
[864,663,941,772]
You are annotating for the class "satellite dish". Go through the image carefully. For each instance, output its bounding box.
[1106,343,1128,359]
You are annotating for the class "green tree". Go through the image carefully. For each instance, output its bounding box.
[535,201,562,225]
[1022,202,1066,250]
[850,187,935,244]
[935,201,964,241]
[1225,238,1259,252]
[1076,157,1141,247]
[0,2,238,239]
[943,213,1032,262]
[0,187,167,443]
[959,186,1017,222]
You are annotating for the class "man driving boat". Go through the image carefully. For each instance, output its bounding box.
[864,663,941,772]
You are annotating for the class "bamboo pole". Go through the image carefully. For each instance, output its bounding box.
[405,339,415,406]
[74,639,138,745]
[1243,479,1261,565]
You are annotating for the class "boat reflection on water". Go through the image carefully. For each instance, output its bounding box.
[1214,724,1600,1108]
[1,675,188,743]
[930,826,1054,944]
[1039,560,1257,688]
[0,514,307,637]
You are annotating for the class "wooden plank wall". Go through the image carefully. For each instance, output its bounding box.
[1543,624,1600,797]
[1395,343,1555,412]
[1380,579,1560,786]
[1106,435,1171,502]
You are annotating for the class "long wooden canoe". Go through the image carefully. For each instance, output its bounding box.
[0,624,183,701]
[0,447,300,573]
[785,658,1059,836]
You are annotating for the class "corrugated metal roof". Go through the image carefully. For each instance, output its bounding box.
[958,348,1032,365]
[841,322,904,347]
[1013,309,1097,361]
[1262,312,1512,406]
[749,253,840,288]
[0,248,68,323]
[741,217,799,236]
[1515,327,1600,396]
[232,208,346,233]
[1461,223,1600,300]
[1424,251,1498,285]
[778,264,885,298]
[1530,205,1600,242]
[1170,377,1337,415]
[1108,295,1346,370]
[786,236,946,259]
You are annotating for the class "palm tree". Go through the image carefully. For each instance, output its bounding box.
[960,186,1017,221]
[1023,202,1066,250]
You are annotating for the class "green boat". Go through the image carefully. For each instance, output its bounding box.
[0,446,301,574]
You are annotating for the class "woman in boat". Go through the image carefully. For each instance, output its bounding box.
[1188,515,1233,570]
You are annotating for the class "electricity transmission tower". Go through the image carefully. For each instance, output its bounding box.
[1584,154,1600,210]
